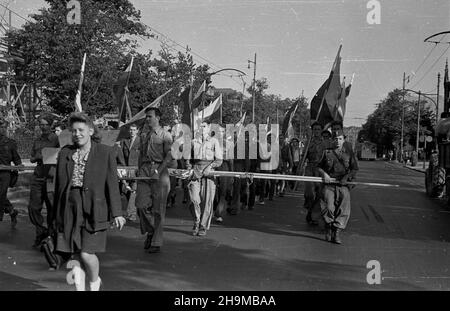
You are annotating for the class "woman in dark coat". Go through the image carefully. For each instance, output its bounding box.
[52,112,125,291]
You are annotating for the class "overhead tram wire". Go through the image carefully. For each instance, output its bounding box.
[3,4,246,90]
[140,23,246,88]
[411,44,450,89]
[408,35,443,83]
[0,3,32,24]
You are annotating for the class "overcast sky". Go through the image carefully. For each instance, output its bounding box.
[7,0,450,127]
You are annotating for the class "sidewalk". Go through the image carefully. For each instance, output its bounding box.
[404,161,428,173]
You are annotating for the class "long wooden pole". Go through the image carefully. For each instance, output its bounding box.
[0,165,399,187]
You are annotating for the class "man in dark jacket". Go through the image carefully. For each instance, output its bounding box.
[0,119,22,226]
[119,124,140,220]
[28,115,60,248]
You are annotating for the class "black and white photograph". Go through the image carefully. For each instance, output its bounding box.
[0,0,450,298]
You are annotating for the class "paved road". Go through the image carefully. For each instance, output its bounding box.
[1,160,450,291]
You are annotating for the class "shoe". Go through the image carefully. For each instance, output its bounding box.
[332,227,342,244]
[214,216,223,223]
[306,213,319,226]
[148,246,161,253]
[144,233,153,250]
[89,276,102,291]
[226,207,237,215]
[10,209,18,227]
[192,224,199,236]
[324,224,332,242]
[182,199,188,204]
[197,228,206,236]
[258,200,265,205]
[127,214,137,222]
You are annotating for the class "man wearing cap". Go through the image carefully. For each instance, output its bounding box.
[0,119,22,226]
[28,115,60,248]
[135,107,173,254]
[317,129,358,244]
[303,122,325,226]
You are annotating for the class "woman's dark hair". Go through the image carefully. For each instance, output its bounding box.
[68,112,101,143]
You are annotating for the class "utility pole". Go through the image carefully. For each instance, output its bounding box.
[416,91,421,153]
[248,53,256,123]
[240,81,246,117]
[400,72,406,162]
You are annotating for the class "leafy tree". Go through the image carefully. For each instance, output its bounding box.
[359,88,435,153]
[6,0,149,115]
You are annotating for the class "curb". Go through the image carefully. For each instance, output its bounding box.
[403,165,426,174]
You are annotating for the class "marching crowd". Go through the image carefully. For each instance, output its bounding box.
[0,107,358,291]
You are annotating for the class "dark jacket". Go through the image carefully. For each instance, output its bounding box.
[0,135,22,166]
[52,142,122,234]
[121,136,140,166]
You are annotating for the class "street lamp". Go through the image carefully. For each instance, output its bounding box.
[248,53,257,123]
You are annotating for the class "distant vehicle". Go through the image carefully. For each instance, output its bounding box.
[356,141,377,160]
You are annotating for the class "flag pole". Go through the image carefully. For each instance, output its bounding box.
[119,56,134,124]
[297,45,342,177]
[75,52,87,112]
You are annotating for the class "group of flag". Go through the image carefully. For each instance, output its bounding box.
[72,44,354,142]
[309,44,353,129]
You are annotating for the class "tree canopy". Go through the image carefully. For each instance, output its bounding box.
[359,88,435,153]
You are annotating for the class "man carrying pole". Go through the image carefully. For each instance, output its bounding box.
[317,129,358,244]
[303,121,325,225]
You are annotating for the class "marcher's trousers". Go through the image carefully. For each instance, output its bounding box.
[28,174,52,238]
[303,165,322,211]
[0,172,14,219]
[320,185,351,229]
[135,168,170,247]
[188,178,216,230]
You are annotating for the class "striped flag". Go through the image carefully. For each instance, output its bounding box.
[74,53,86,112]
[281,100,299,138]
[345,73,354,98]
[336,79,346,122]
[192,80,206,109]
[193,94,222,131]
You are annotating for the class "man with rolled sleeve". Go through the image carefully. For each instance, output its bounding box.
[135,107,173,254]
[0,119,22,226]
[186,121,223,237]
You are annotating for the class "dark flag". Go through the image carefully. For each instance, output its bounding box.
[281,100,299,138]
[309,78,335,127]
[180,85,192,128]
[113,57,133,123]
[310,45,342,128]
